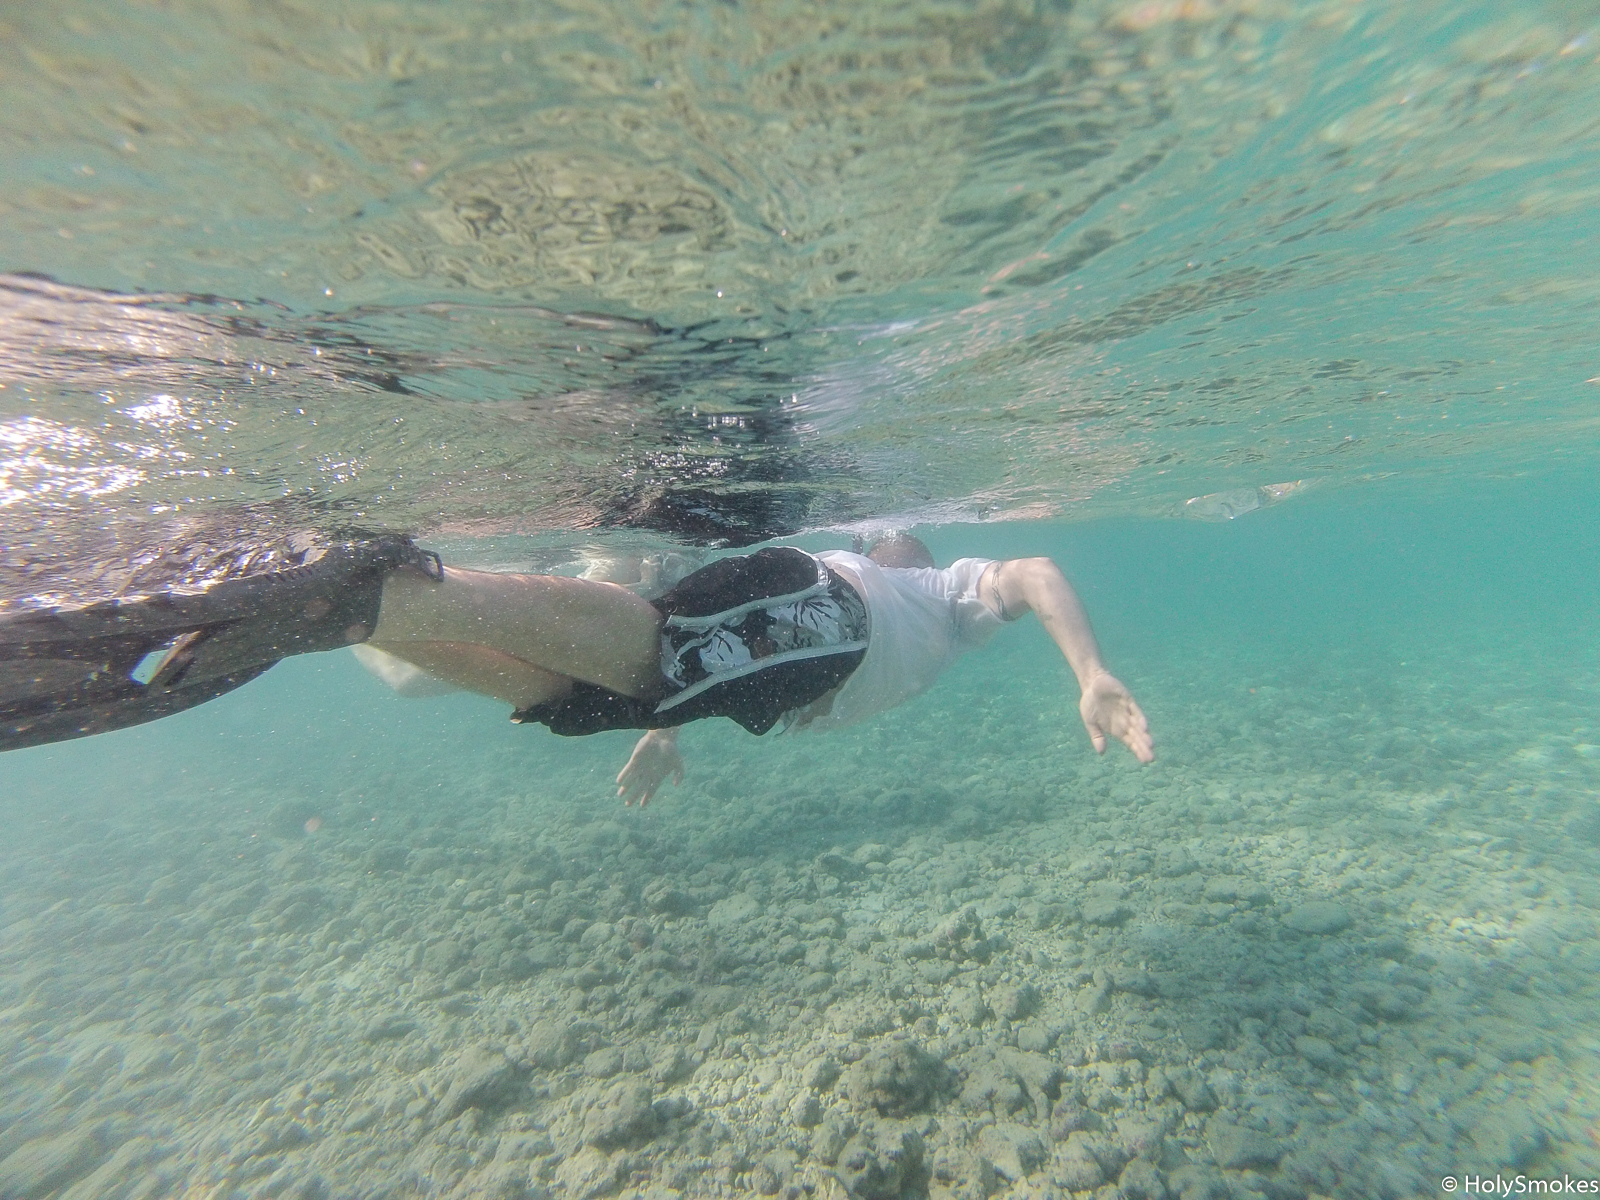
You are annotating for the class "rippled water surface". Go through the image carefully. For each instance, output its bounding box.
[4,0,1597,554]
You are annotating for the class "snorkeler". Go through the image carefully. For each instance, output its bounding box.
[0,530,1153,799]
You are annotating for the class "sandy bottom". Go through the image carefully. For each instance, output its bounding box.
[1,631,1597,1200]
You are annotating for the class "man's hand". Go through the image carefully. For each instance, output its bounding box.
[1079,671,1154,763]
[617,728,685,806]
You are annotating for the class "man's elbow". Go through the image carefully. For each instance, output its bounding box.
[1014,556,1064,585]
[995,557,1064,616]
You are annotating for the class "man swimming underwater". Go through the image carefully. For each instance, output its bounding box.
[0,527,1152,802]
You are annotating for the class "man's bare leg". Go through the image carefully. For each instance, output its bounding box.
[370,640,574,709]
[370,567,663,699]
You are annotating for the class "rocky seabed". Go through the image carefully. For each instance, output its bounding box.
[1,642,1597,1200]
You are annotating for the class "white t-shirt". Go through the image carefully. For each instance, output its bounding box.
[787,551,1006,731]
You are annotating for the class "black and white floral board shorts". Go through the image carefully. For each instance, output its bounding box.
[512,547,868,736]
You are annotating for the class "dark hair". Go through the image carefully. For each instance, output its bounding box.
[865,534,936,569]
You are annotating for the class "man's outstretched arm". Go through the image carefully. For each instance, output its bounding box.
[988,558,1155,763]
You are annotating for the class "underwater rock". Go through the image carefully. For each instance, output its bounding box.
[582,1079,659,1150]
[1205,1117,1284,1169]
[706,892,760,928]
[996,1048,1062,1108]
[436,1044,520,1120]
[1081,886,1134,927]
[420,938,468,975]
[1482,1030,1549,1064]
[1305,1006,1360,1053]
[1114,969,1160,999]
[1167,1067,1217,1112]
[1294,1035,1342,1071]
[554,1145,621,1199]
[502,870,543,895]
[641,879,695,916]
[811,1112,855,1166]
[0,1128,108,1199]
[801,970,835,996]
[1112,1114,1170,1163]
[814,850,866,881]
[205,881,267,920]
[55,1138,161,1200]
[1167,1163,1226,1200]
[239,1116,311,1159]
[948,985,992,1028]
[976,1122,1046,1183]
[843,1040,954,1116]
[526,1020,590,1070]
[960,1059,1028,1116]
[834,1123,924,1200]
[931,907,992,961]
[1118,1157,1168,1200]
[804,1054,842,1091]
[1068,855,1113,881]
[649,1044,695,1085]
[142,873,196,907]
[1373,987,1418,1021]
[364,843,410,873]
[650,1094,691,1124]
[1015,1019,1059,1053]
[583,1046,625,1080]
[1048,1093,1094,1139]
[956,1046,1059,1118]
[788,1091,823,1128]
[1281,901,1352,935]
[1082,974,1114,1016]
[1049,1131,1106,1191]
[992,982,1041,1021]
[1468,1104,1547,1169]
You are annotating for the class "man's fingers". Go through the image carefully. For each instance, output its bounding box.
[1124,701,1155,763]
[619,761,681,807]
[1121,715,1155,763]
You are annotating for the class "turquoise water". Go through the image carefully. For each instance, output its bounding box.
[3,1,1600,1197]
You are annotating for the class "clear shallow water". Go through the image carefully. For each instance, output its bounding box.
[2,1,1600,1198]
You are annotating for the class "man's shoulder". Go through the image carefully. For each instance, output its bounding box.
[813,551,995,605]
[813,548,867,568]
